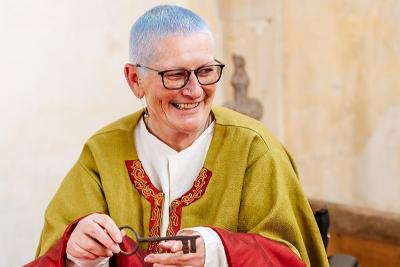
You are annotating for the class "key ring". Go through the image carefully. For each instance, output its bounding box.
[119,225,200,256]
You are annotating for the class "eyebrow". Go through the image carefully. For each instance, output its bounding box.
[158,59,218,71]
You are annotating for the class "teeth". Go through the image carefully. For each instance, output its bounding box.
[175,102,199,110]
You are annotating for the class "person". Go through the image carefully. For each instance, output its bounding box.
[25,5,328,267]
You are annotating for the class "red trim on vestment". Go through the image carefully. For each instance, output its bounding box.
[125,160,212,253]
[125,160,164,253]
[166,168,212,236]
[125,160,212,241]
[211,227,307,267]
[24,215,146,267]
[24,216,85,267]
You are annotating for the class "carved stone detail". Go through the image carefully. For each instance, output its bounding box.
[224,54,263,120]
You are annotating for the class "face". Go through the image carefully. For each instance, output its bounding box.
[126,32,217,139]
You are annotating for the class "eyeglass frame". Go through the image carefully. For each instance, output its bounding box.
[134,59,225,90]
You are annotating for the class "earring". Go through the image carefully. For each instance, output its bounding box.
[141,98,149,118]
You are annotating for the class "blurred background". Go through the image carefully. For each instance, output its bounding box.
[0,0,399,266]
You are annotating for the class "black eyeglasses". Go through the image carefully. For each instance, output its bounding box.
[135,59,225,90]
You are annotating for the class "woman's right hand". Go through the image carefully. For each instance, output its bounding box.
[66,213,123,260]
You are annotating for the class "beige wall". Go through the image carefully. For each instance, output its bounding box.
[281,0,400,210]
[1,0,399,265]
[219,0,285,137]
[218,0,400,211]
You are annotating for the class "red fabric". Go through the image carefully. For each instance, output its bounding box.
[110,237,147,267]
[24,216,146,267]
[24,217,82,267]
[24,220,306,267]
[212,227,307,267]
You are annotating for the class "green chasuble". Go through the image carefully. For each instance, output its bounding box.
[36,106,328,267]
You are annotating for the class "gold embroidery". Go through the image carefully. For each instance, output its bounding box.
[129,160,163,253]
[167,168,209,236]
[128,160,211,251]
[170,201,181,225]
[181,169,207,204]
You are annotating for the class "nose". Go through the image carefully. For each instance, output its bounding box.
[181,72,203,98]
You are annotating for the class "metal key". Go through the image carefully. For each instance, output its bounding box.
[119,225,200,256]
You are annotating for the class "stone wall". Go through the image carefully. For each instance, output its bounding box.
[281,0,400,211]
[218,0,400,212]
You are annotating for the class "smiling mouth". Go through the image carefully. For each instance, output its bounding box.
[172,102,200,110]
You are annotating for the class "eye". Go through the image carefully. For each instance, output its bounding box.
[197,66,215,76]
[163,70,187,80]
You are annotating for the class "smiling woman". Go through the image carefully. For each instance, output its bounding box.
[125,32,221,151]
[25,5,328,267]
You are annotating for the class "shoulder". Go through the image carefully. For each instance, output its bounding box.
[94,110,143,136]
[208,107,299,179]
[81,110,143,152]
[212,106,283,151]
[76,110,143,164]
[89,110,142,139]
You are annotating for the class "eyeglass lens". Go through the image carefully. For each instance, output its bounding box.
[162,65,223,89]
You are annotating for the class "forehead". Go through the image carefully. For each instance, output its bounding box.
[151,32,215,68]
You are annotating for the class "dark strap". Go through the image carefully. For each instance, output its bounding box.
[314,208,330,249]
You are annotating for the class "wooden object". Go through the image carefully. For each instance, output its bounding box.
[309,199,400,267]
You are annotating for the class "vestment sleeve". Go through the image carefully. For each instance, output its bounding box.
[66,252,110,266]
[24,214,146,267]
[212,148,329,267]
[185,227,228,267]
[34,144,108,258]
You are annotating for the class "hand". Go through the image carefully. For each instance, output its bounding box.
[144,229,205,267]
[66,213,123,260]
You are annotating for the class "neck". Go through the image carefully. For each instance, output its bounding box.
[144,115,212,152]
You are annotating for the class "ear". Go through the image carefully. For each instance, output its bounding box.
[124,63,144,99]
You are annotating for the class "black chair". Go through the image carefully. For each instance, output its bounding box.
[314,208,360,267]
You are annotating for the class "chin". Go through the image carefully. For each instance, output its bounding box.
[175,121,205,134]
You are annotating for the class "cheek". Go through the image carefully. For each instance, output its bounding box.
[203,86,216,99]
[145,85,174,105]
[159,91,180,107]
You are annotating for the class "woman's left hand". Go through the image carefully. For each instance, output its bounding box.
[144,230,205,267]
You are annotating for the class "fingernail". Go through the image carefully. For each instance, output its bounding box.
[112,244,121,253]
[116,233,122,243]
[107,250,113,257]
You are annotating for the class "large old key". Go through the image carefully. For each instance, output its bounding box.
[119,226,200,256]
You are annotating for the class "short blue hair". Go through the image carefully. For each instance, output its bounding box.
[129,5,214,65]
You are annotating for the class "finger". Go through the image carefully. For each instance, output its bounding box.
[144,252,192,265]
[153,264,189,267]
[80,234,114,257]
[69,239,107,260]
[195,234,205,249]
[87,220,121,253]
[159,240,182,253]
[92,215,123,243]
[177,229,195,236]
[121,229,126,237]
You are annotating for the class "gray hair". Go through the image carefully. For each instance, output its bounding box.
[129,5,214,67]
